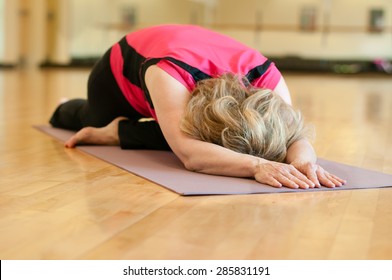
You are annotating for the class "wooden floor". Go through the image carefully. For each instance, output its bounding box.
[0,68,391,260]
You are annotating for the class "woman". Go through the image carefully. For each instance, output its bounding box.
[50,24,346,189]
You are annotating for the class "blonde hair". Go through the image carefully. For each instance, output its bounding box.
[180,73,309,162]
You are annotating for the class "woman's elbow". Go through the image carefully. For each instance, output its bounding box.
[171,141,205,172]
[179,154,203,173]
[182,157,199,172]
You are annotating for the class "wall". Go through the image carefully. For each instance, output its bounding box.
[0,0,19,64]
[68,0,392,60]
[1,0,391,66]
[215,0,392,59]
[0,0,3,60]
[69,0,193,58]
[0,0,48,66]
[45,0,71,64]
[22,0,47,67]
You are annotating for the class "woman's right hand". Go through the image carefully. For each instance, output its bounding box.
[290,160,346,188]
[254,160,316,189]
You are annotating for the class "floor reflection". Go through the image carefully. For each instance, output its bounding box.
[365,92,383,123]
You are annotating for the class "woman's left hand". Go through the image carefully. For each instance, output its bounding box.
[290,160,347,188]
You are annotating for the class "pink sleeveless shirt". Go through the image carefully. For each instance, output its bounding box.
[109,24,281,119]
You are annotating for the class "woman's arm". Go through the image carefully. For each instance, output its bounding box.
[274,76,346,188]
[64,67,345,189]
[273,76,292,105]
[145,66,259,177]
[286,138,346,188]
[145,66,315,189]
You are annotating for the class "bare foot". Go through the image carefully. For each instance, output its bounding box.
[64,117,128,148]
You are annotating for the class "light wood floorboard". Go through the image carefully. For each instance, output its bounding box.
[0,68,391,259]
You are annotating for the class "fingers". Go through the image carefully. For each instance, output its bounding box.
[256,161,347,190]
[275,171,309,189]
[332,174,347,185]
[292,161,347,189]
[256,163,315,189]
[288,167,316,189]
[290,161,320,188]
[264,177,283,188]
[316,167,347,188]
[273,173,299,189]
[303,165,321,188]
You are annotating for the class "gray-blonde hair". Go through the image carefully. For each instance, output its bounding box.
[180,73,309,162]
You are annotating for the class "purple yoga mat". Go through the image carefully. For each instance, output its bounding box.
[35,125,392,195]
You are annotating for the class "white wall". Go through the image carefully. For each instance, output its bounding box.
[0,0,4,60]
[215,0,392,59]
[1,0,391,65]
[0,0,19,64]
[47,0,71,64]
[0,0,48,66]
[27,0,48,66]
[69,0,192,58]
[68,0,392,60]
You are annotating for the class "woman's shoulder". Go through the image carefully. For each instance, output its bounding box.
[145,65,190,95]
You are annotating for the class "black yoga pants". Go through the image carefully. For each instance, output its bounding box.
[49,48,170,150]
